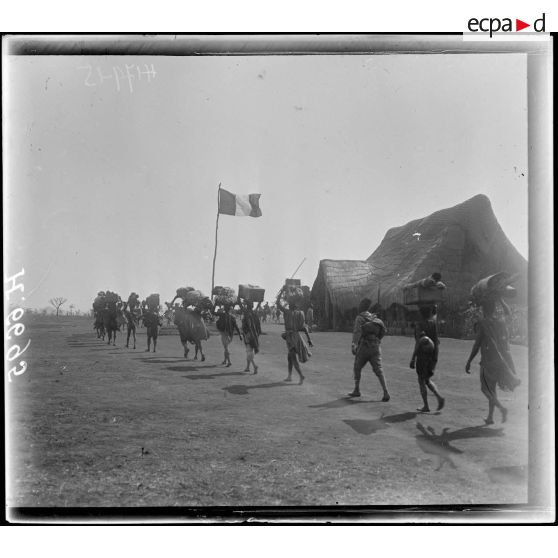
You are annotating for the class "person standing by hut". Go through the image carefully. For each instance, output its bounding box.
[238,300,262,374]
[410,305,445,412]
[214,302,242,367]
[465,298,520,425]
[276,286,313,385]
[348,298,390,401]
[306,303,315,332]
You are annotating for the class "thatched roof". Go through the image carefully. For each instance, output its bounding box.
[366,194,527,308]
[311,194,527,329]
[312,259,374,312]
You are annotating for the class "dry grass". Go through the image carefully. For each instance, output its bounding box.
[8,318,528,508]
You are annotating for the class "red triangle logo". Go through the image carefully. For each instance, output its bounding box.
[516,19,530,31]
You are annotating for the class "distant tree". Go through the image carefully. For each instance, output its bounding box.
[49,297,67,318]
[69,303,75,316]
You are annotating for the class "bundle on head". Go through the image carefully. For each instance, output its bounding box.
[183,289,205,307]
[105,291,120,304]
[176,286,195,300]
[418,275,446,290]
[146,293,160,311]
[196,296,214,312]
[470,272,518,315]
[93,294,106,311]
[127,292,140,305]
[213,286,237,306]
[285,285,305,307]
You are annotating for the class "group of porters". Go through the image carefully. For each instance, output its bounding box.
[91,272,521,425]
[91,281,313,379]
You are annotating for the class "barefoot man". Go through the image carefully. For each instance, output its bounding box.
[465,298,520,424]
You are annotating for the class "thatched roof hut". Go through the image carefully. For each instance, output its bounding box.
[311,195,527,333]
[311,260,375,329]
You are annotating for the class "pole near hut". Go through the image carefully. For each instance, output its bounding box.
[290,257,306,279]
[276,257,307,301]
[211,183,222,297]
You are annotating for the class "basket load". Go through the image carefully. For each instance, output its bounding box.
[176,286,195,300]
[238,284,265,303]
[213,286,237,307]
[93,293,106,312]
[146,293,160,311]
[403,273,446,306]
[183,289,205,307]
[283,285,311,309]
[127,292,140,309]
[470,272,518,307]
[195,296,214,312]
[104,290,121,307]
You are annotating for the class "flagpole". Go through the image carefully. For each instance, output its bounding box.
[211,183,221,297]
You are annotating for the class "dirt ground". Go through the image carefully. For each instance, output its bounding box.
[7,316,529,508]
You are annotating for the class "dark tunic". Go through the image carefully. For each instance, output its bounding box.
[477,317,520,391]
[241,309,261,351]
[277,301,311,363]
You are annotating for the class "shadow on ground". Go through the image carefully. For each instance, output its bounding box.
[342,412,418,436]
[183,371,248,380]
[309,397,382,409]
[165,365,218,373]
[223,381,298,396]
[138,359,201,365]
[415,423,505,471]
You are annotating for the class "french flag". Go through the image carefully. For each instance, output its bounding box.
[218,188,262,217]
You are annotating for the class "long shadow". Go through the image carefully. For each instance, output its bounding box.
[381,412,417,424]
[183,371,248,380]
[223,381,297,396]
[137,356,186,363]
[342,412,417,436]
[415,423,505,471]
[309,397,376,410]
[166,365,218,373]
[343,418,390,435]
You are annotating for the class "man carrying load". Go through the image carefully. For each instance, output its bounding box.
[348,297,390,401]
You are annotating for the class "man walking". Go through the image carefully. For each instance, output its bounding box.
[349,298,390,401]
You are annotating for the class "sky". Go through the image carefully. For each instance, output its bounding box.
[4,50,528,313]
